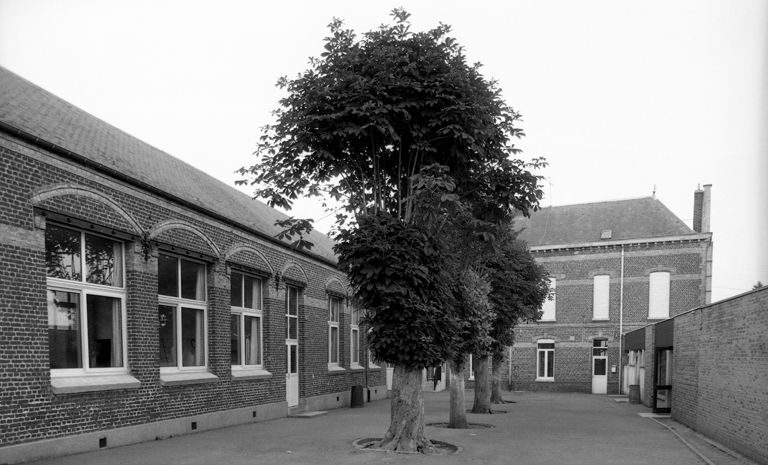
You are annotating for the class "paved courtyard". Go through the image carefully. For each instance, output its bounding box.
[26,391,750,465]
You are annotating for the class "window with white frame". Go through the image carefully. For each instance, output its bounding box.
[537,339,555,380]
[593,275,610,320]
[648,272,671,319]
[468,353,474,380]
[158,253,207,369]
[230,271,263,368]
[350,305,360,367]
[45,224,127,372]
[540,278,556,321]
[328,296,341,366]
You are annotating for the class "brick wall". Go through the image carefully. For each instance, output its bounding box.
[0,135,385,450]
[671,288,768,464]
[511,240,708,393]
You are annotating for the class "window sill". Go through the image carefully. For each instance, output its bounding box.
[536,378,555,382]
[328,365,346,375]
[538,319,556,323]
[231,368,273,380]
[51,373,141,395]
[350,364,364,371]
[592,318,610,322]
[160,371,219,386]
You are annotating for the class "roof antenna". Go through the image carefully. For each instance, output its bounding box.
[652,184,656,199]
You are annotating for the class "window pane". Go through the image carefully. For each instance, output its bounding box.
[181,307,205,366]
[537,351,545,378]
[541,278,556,320]
[594,358,607,376]
[330,326,339,363]
[45,225,82,281]
[231,314,241,365]
[85,234,123,287]
[245,315,261,365]
[86,295,123,368]
[593,275,610,319]
[48,290,82,368]
[649,272,671,319]
[329,298,340,322]
[547,351,554,378]
[158,255,178,297]
[231,272,243,307]
[159,305,176,367]
[351,307,359,325]
[289,345,297,374]
[288,287,298,315]
[180,260,205,301]
[288,317,297,340]
[244,275,260,309]
[351,328,359,364]
[538,343,555,349]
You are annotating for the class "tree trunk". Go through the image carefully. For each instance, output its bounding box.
[377,364,435,453]
[471,354,492,413]
[490,352,506,404]
[447,360,468,428]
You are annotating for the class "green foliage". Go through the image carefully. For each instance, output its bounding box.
[335,214,460,368]
[486,230,550,354]
[237,8,544,240]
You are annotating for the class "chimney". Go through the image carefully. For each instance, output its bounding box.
[693,184,712,233]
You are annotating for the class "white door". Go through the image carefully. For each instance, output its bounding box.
[592,339,608,394]
[286,286,299,407]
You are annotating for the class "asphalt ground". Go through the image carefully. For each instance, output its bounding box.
[26,391,745,465]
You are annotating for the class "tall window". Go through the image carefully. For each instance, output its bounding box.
[158,253,207,369]
[540,278,556,321]
[328,296,341,366]
[537,339,555,380]
[46,224,126,372]
[350,306,360,367]
[230,272,263,368]
[648,272,671,319]
[286,286,298,340]
[593,275,610,320]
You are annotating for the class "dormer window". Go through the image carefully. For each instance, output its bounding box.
[600,229,612,240]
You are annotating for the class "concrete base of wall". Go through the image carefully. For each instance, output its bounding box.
[301,384,388,411]
[0,401,286,465]
[512,381,620,394]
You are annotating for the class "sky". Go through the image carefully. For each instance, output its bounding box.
[1,0,766,302]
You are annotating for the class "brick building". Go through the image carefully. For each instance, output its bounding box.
[624,287,767,465]
[0,66,385,464]
[510,191,713,394]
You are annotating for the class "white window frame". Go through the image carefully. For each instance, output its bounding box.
[230,271,264,372]
[593,275,610,320]
[158,253,208,373]
[350,306,361,368]
[328,295,341,367]
[537,339,555,381]
[540,278,556,321]
[648,272,671,319]
[45,225,128,377]
[468,354,474,380]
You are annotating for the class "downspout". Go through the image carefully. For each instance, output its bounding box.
[618,246,625,394]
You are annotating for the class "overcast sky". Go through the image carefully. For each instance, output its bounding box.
[1,0,766,302]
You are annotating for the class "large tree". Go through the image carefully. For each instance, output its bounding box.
[238,10,543,453]
[486,231,550,404]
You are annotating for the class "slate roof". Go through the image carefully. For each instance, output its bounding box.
[515,197,695,247]
[0,65,337,263]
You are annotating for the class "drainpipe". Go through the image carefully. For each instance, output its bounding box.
[618,246,625,394]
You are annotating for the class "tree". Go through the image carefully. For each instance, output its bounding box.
[485,232,549,404]
[753,281,764,290]
[238,9,543,453]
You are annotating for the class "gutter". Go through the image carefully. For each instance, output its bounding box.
[528,233,713,252]
[0,120,338,268]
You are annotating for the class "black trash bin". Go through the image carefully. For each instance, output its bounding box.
[351,385,364,408]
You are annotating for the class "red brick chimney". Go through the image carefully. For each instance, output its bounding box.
[693,184,712,233]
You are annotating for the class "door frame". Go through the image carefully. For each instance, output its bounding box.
[285,285,300,408]
[591,339,608,394]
